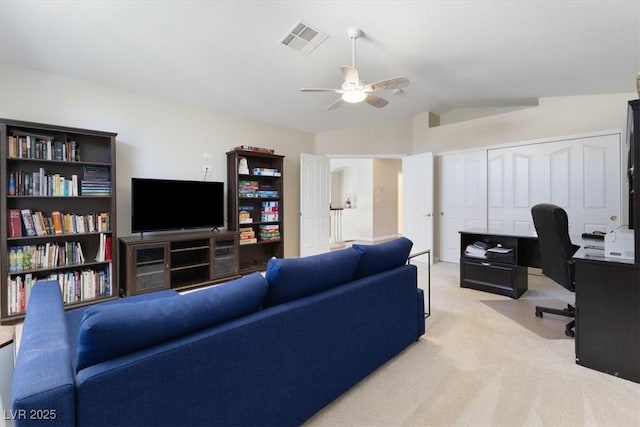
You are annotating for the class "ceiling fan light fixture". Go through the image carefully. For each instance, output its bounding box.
[342,91,367,103]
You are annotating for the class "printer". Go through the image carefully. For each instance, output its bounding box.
[604,227,635,259]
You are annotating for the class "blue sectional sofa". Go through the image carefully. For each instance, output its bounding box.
[12,237,425,426]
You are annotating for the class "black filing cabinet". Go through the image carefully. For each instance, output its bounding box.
[459,230,529,299]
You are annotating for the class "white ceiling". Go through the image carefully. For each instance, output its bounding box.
[1,1,639,134]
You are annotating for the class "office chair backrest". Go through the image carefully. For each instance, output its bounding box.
[531,204,579,291]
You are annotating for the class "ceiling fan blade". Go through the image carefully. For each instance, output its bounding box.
[300,88,343,93]
[365,94,388,108]
[368,77,410,92]
[340,65,360,84]
[327,98,345,110]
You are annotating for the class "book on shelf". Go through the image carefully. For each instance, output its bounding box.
[51,211,64,234]
[251,167,281,176]
[257,185,278,198]
[239,238,258,245]
[95,233,108,262]
[239,226,256,244]
[8,209,22,238]
[20,209,37,236]
[258,224,280,241]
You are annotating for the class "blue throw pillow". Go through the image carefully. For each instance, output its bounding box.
[352,237,413,278]
[76,272,268,371]
[264,248,361,307]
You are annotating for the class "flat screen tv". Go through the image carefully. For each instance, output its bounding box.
[131,178,224,233]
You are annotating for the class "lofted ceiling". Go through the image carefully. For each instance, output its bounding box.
[1,1,638,133]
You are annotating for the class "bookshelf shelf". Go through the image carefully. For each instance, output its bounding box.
[1,118,118,323]
[227,150,284,273]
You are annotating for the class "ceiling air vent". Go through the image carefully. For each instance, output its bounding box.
[280,20,328,55]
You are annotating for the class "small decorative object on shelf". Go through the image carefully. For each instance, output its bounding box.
[1,118,118,323]
[227,149,284,273]
[238,157,250,174]
[233,145,275,154]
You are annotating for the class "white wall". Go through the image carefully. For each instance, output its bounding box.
[413,93,634,154]
[372,159,401,240]
[315,116,413,156]
[0,63,315,257]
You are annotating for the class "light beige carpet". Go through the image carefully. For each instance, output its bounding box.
[481,298,573,340]
[305,262,640,427]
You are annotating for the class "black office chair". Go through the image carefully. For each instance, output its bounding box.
[531,204,580,337]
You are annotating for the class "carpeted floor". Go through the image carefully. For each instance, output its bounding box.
[305,261,640,427]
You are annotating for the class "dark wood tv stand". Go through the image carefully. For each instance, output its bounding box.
[119,230,240,296]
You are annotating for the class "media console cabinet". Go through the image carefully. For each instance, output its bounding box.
[119,230,239,296]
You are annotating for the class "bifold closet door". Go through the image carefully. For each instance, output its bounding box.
[487,134,621,239]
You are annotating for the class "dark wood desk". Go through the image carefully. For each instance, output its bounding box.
[459,229,540,299]
[573,248,639,383]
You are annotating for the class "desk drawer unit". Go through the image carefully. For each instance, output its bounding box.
[460,258,528,299]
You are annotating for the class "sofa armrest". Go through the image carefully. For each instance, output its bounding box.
[12,280,75,426]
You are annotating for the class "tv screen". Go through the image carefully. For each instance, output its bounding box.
[131,178,224,233]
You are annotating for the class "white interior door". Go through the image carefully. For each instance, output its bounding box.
[402,152,433,263]
[300,153,330,256]
[438,150,488,263]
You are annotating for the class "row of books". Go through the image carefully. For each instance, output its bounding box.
[7,234,112,273]
[6,265,112,315]
[8,209,110,238]
[9,241,86,272]
[7,134,80,162]
[8,169,79,197]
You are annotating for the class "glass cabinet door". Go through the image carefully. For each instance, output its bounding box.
[131,243,170,294]
[212,237,238,278]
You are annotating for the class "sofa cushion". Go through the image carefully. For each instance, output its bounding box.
[352,237,413,278]
[264,248,361,307]
[76,272,268,371]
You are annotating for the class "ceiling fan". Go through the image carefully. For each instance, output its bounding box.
[300,28,410,110]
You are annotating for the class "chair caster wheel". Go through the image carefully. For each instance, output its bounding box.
[566,329,575,337]
[535,311,543,318]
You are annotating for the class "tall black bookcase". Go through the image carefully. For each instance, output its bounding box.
[0,119,118,323]
[227,149,284,274]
